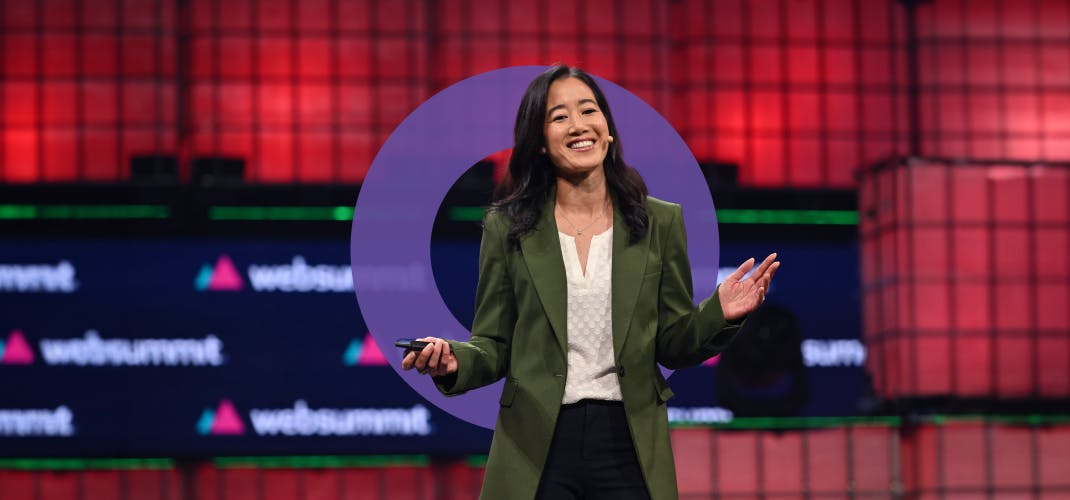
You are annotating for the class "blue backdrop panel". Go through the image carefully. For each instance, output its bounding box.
[0,237,861,456]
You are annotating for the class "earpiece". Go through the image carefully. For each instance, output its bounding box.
[607,135,614,143]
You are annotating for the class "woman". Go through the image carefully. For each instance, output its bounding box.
[403,65,779,500]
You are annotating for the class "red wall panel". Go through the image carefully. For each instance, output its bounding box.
[82,471,122,500]
[302,469,341,500]
[37,472,77,500]
[1,0,1069,186]
[6,423,1070,499]
[860,159,1070,400]
[2,0,176,183]
[916,0,1070,164]
[0,470,36,500]
[903,422,1070,498]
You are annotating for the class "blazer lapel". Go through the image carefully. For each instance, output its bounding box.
[519,192,569,355]
[611,202,649,362]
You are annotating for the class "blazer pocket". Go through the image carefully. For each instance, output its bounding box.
[499,378,518,407]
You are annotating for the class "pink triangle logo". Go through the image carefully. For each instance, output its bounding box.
[358,334,388,366]
[702,354,721,367]
[210,399,245,435]
[208,255,244,291]
[2,329,35,365]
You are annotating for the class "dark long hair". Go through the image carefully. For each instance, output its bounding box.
[491,64,649,249]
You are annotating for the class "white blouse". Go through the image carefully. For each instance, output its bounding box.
[558,227,623,404]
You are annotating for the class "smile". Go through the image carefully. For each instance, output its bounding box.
[568,139,595,151]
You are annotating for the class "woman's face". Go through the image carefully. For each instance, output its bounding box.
[542,77,611,176]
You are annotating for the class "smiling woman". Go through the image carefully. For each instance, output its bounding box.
[542,78,613,180]
[401,64,780,500]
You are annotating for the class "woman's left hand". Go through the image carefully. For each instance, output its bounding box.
[718,253,780,322]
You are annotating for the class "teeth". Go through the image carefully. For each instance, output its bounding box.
[569,140,594,149]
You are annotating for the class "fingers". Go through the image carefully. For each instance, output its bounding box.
[401,350,417,370]
[410,337,455,377]
[764,262,780,290]
[428,340,443,373]
[752,253,778,278]
[430,339,453,377]
[444,353,458,375]
[751,254,779,292]
[754,256,780,303]
[411,336,437,374]
[763,258,780,286]
[726,257,756,283]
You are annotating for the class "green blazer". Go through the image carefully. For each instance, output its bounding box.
[436,192,743,500]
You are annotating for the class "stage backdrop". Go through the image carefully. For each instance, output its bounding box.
[0,236,861,456]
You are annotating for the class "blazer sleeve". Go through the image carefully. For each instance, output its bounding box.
[434,210,517,396]
[655,203,744,369]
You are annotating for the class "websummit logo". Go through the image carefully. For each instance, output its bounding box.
[1,329,35,365]
[342,334,387,366]
[195,255,244,292]
[196,399,245,436]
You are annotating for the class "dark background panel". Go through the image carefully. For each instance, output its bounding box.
[1,237,863,457]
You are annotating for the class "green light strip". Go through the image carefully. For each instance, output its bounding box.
[448,206,487,222]
[465,455,489,468]
[447,207,858,225]
[672,413,1070,429]
[0,205,170,220]
[209,206,354,221]
[673,415,902,429]
[928,414,1070,426]
[715,209,858,225]
[0,205,36,219]
[213,455,429,469]
[0,204,855,225]
[58,205,858,225]
[0,458,174,470]
[206,206,858,225]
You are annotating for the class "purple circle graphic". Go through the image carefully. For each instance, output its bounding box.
[351,66,720,429]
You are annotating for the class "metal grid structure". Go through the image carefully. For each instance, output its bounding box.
[4,0,1068,186]
[860,159,1070,400]
[1,0,178,182]
[186,0,431,183]
[915,0,1070,163]
[2,420,1070,499]
[670,0,910,187]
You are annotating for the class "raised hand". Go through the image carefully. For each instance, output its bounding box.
[717,253,780,322]
[401,336,458,377]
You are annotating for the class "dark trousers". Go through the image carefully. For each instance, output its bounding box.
[534,400,652,500]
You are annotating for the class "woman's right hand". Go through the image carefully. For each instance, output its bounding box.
[401,337,458,377]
